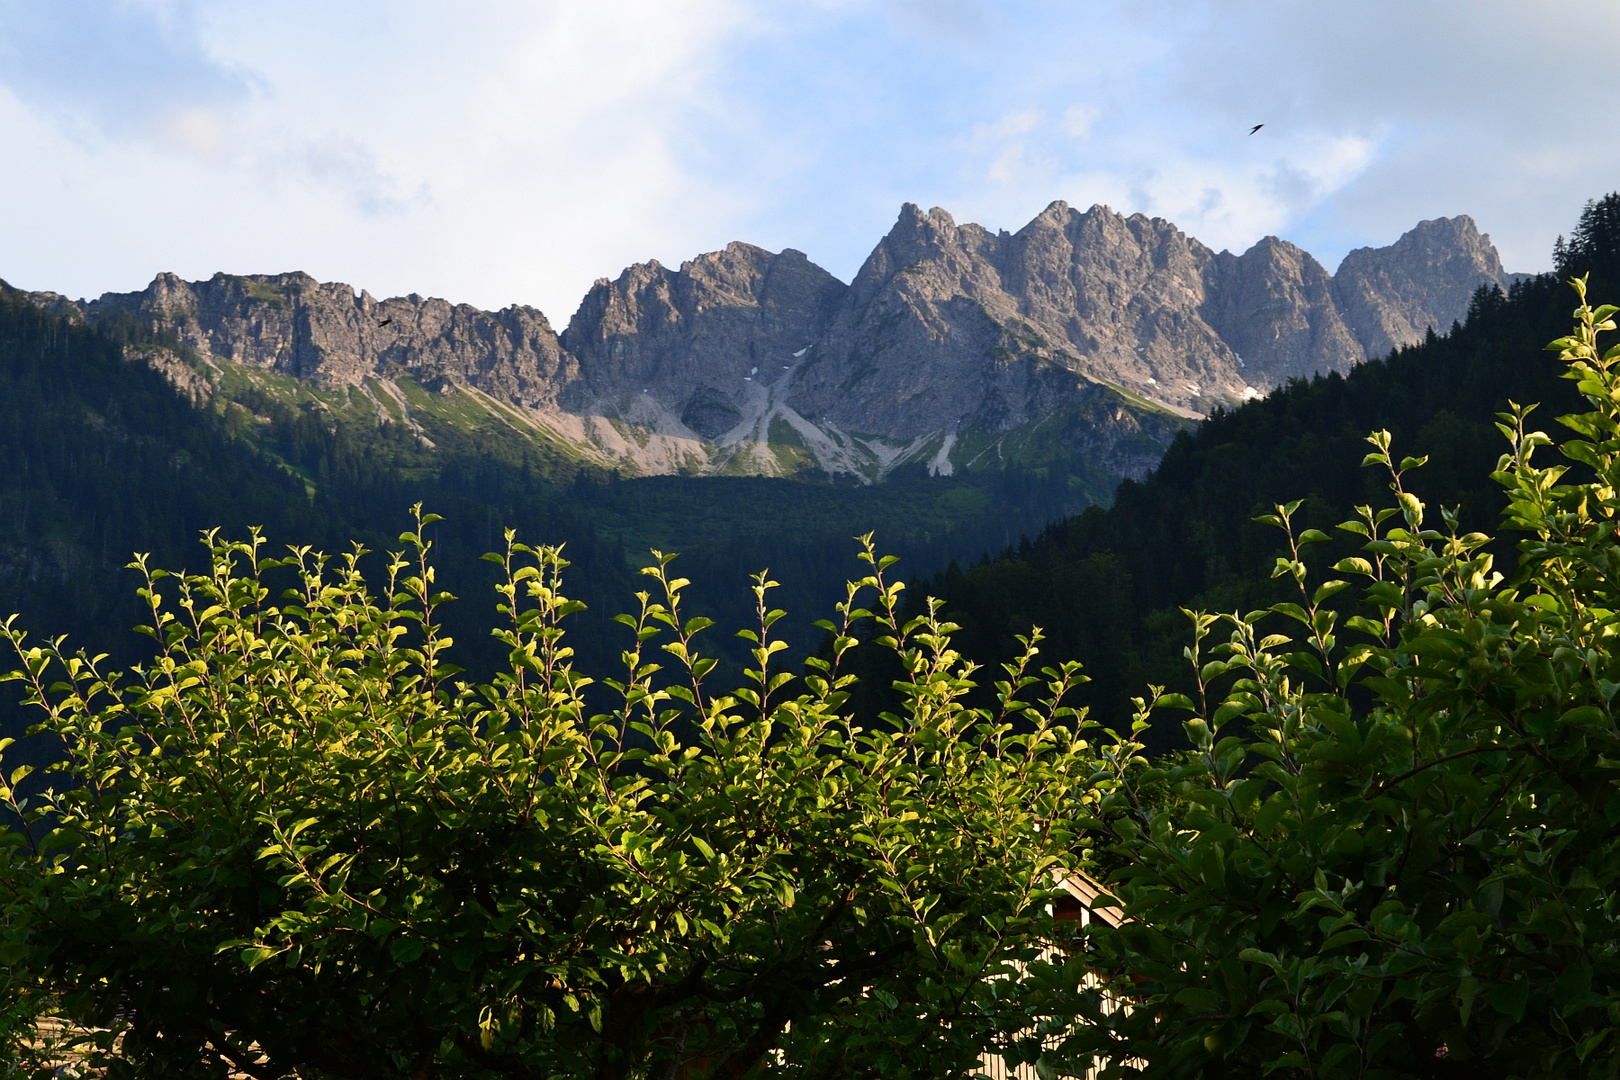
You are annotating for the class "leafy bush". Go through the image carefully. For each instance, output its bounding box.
[1050,280,1620,1077]
[0,522,1090,1079]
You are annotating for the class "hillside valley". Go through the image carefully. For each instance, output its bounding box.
[0,195,1546,739]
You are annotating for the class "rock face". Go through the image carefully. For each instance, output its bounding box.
[790,202,1234,432]
[559,243,847,439]
[1203,236,1362,385]
[788,202,1352,431]
[783,202,1521,435]
[1332,215,1520,360]
[33,204,1525,484]
[79,271,577,410]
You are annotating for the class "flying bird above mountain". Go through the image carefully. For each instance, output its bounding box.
[376,317,393,327]
[1249,124,1264,135]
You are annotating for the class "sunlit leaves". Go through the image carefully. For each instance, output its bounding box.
[0,515,1091,1078]
[1050,283,1620,1080]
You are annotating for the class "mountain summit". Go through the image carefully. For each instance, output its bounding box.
[29,206,1524,488]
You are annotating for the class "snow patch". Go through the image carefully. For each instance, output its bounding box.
[928,431,957,476]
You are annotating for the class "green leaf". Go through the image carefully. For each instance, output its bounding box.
[1239,948,1281,971]
[1489,980,1530,1022]
[390,937,425,964]
[1271,602,1309,625]
[1577,1029,1611,1062]
[1312,580,1351,605]
[1320,928,1369,951]
[240,947,278,970]
[1175,987,1220,1011]
[1560,705,1608,728]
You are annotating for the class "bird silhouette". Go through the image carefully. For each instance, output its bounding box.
[376,317,393,327]
[1249,124,1264,135]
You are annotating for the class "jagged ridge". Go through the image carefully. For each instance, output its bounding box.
[27,205,1521,488]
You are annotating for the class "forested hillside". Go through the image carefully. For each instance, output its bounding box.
[923,195,1620,740]
[11,198,1617,745]
[0,287,639,687]
[0,277,1128,738]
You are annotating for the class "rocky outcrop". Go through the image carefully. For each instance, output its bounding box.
[789,203,1226,432]
[784,203,1524,440]
[1332,215,1519,360]
[788,201,1376,431]
[559,243,846,439]
[75,271,577,410]
[28,202,1525,485]
[1203,236,1362,385]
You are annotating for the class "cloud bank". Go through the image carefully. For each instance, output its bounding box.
[0,0,1611,321]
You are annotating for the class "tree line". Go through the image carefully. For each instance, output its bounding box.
[919,196,1620,745]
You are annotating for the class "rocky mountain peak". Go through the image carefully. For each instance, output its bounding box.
[850,203,980,295]
[78,270,575,405]
[1202,236,1361,386]
[559,241,846,439]
[1332,215,1516,359]
[28,198,1527,488]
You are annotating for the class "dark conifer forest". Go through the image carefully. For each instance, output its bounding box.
[0,280,1118,726]
[8,197,1620,746]
[921,197,1620,739]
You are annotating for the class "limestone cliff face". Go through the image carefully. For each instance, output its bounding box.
[79,271,577,409]
[30,201,1526,484]
[791,202,1352,433]
[789,202,1230,435]
[998,201,1236,403]
[1203,236,1362,385]
[559,243,846,439]
[790,204,1046,438]
[1332,215,1518,360]
[788,203,1524,436]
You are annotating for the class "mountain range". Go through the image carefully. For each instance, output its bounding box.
[28,202,1523,488]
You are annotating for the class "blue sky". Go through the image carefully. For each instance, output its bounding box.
[0,0,1613,321]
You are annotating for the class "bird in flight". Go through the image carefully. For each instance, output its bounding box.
[1249,124,1264,135]
[376,317,394,327]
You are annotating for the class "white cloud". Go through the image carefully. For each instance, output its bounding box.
[0,0,1615,326]
[158,107,229,159]
[972,109,1043,145]
[1062,104,1099,139]
[0,0,758,316]
[0,0,251,138]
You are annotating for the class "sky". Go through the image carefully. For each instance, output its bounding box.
[0,0,1614,322]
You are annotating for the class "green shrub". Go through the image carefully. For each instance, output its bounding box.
[1044,279,1620,1077]
[0,526,1091,1078]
